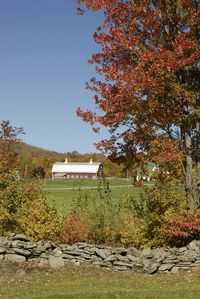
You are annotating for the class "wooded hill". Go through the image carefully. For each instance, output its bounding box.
[15,142,66,160]
[14,142,124,178]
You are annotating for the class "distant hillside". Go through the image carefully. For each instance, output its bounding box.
[15,142,67,160]
[14,142,125,178]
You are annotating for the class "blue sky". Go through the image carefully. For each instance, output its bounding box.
[0,0,106,153]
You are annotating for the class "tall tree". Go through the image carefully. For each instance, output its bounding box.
[76,0,200,209]
[0,120,24,174]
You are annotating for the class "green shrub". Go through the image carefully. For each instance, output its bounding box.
[0,176,62,241]
[119,182,187,248]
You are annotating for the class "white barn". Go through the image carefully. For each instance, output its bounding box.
[51,159,104,180]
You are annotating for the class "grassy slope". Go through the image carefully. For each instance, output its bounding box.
[1,263,200,299]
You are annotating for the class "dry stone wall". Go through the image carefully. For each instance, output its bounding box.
[1,234,200,274]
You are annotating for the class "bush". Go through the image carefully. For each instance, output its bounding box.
[61,211,87,244]
[17,197,62,242]
[0,176,62,241]
[119,182,187,248]
[162,210,200,247]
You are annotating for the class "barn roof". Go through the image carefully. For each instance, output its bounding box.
[52,161,102,174]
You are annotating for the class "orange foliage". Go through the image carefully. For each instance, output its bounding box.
[76,0,200,202]
[61,211,87,244]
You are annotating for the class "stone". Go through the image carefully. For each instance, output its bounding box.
[79,253,91,260]
[76,242,89,249]
[32,245,47,255]
[12,240,26,249]
[75,256,86,261]
[43,242,52,250]
[113,261,132,268]
[62,250,80,256]
[178,247,187,253]
[13,234,29,242]
[115,254,129,262]
[26,242,38,249]
[144,261,159,274]
[128,247,139,256]
[0,247,6,254]
[5,248,15,254]
[95,248,111,259]
[48,242,56,249]
[13,248,31,257]
[53,248,62,257]
[62,253,74,260]
[64,245,76,251]
[142,247,152,256]
[127,254,139,263]
[3,241,12,248]
[88,247,97,253]
[179,253,196,262]
[5,254,26,262]
[60,244,70,251]
[3,234,200,274]
[163,258,180,264]
[134,262,143,268]
[49,256,64,268]
[188,240,200,251]
[111,248,128,255]
[39,253,49,259]
[91,256,102,262]
[158,263,174,271]
[105,255,117,262]
[152,249,167,261]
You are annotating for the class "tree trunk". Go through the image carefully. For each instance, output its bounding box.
[184,130,195,209]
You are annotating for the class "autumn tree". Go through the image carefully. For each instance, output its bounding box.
[76,0,200,209]
[0,120,24,175]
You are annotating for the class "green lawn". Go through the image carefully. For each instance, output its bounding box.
[1,263,200,299]
[44,178,134,189]
[43,179,141,217]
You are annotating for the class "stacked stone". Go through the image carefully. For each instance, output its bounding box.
[1,234,200,274]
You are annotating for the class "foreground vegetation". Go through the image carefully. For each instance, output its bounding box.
[1,262,200,299]
[1,120,200,250]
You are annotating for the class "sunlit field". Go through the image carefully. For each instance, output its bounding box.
[43,178,142,217]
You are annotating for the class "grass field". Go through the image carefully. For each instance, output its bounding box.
[1,262,200,299]
[43,178,142,217]
[44,178,134,189]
